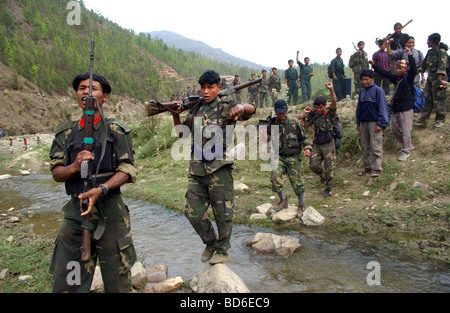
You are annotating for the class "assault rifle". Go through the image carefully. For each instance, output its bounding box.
[145,76,263,117]
[80,37,96,262]
[376,19,413,45]
[257,109,293,127]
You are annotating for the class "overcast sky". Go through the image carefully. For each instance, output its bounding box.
[82,0,447,69]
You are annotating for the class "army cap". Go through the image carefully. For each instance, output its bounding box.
[274,99,288,113]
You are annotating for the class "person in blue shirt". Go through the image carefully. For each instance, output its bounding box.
[356,70,390,177]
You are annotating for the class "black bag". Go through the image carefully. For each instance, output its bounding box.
[314,131,334,145]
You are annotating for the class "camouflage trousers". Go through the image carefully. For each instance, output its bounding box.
[309,141,336,191]
[184,165,235,255]
[259,92,270,108]
[418,76,447,123]
[248,92,258,106]
[50,194,137,293]
[271,155,305,196]
[270,89,281,105]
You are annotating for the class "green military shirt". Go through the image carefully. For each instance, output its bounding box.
[267,115,312,156]
[183,96,256,177]
[304,107,337,134]
[285,68,299,82]
[297,61,313,77]
[330,57,345,77]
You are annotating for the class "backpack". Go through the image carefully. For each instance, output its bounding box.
[412,85,425,113]
[327,65,333,79]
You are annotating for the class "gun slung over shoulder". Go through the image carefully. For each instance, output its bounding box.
[145,76,264,117]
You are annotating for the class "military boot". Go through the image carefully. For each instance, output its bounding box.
[297,204,305,219]
[209,253,231,265]
[201,245,215,263]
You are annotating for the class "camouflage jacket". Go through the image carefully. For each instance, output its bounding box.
[258,76,270,93]
[269,74,281,91]
[304,107,337,134]
[49,117,137,189]
[349,51,369,72]
[420,47,449,79]
[267,115,312,156]
[183,96,256,177]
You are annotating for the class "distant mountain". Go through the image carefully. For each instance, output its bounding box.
[148,31,267,71]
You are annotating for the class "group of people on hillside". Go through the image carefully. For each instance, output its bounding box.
[47,21,447,293]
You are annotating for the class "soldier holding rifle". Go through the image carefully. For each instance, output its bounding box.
[171,70,256,265]
[49,41,137,293]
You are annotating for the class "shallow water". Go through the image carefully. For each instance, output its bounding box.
[1,173,449,293]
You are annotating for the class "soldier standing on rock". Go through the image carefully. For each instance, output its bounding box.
[265,99,312,219]
[298,83,338,198]
[171,70,256,265]
[48,74,138,293]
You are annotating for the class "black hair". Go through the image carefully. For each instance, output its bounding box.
[288,59,294,63]
[394,22,402,29]
[72,74,112,94]
[304,57,310,61]
[358,41,365,46]
[198,70,221,86]
[428,33,448,51]
[314,96,327,106]
[376,39,386,47]
[360,69,375,79]
[336,48,342,53]
[261,70,267,73]
[272,67,277,71]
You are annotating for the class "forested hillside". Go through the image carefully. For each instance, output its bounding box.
[0,0,255,101]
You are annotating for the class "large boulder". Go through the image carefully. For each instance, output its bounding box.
[190,264,250,293]
[247,232,301,257]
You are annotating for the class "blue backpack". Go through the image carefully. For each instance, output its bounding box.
[412,85,425,113]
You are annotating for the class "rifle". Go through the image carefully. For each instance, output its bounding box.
[258,109,293,127]
[145,76,263,117]
[376,19,413,45]
[80,37,96,262]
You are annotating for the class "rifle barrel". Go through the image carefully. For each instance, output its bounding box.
[145,76,263,117]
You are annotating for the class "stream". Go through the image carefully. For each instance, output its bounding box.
[1,173,449,293]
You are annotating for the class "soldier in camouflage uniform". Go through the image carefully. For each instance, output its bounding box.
[349,41,370,95]
[172,70,256,264]
[269,68,282,105]
[247,73,259,106]
[285,60,300,106]
[258,70,270,108]
[297,51,315,103]
[232,75,242,103]
[299,83,338,198]
[266,100,312,219]
[49,74,137,293]
[414,33,448,128]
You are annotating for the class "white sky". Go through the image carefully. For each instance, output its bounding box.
[82,0,448,69]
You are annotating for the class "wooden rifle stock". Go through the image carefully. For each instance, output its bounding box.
[145,76,263,117]
[376,19,413,44]
[80,37,96,262]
